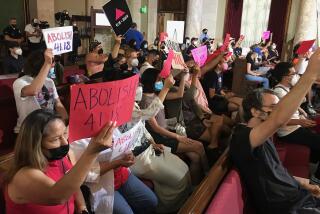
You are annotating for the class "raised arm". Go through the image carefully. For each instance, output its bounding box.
[21,49,53,97]
[249,49,320,148]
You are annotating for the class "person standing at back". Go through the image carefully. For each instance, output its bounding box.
[125,23,144,50]
[3,41,24,74]
[3,18,24,45]
[25,18,42,52]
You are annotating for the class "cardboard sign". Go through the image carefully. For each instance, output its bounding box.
[191,46,208,67]
[160,32,168,42]
[296,39,316,55]
[160,49,174,78]
[42,26,73,55]
[102,0,133,36]
[111,120,144,160]
[166,21,185,44]
[220,33,230,52]
[69,75,139,142]
[165,39,186,69]
[262,31,271,40]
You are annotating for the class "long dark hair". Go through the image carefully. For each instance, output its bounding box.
[5,109,62,183]
[141,68,161,93]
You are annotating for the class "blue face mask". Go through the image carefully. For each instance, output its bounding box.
[154,81,164,91]
[48,67,56,79]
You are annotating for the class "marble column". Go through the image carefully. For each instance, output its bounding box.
[185,0,204,38]
[293,0,317,45]
[37,0,55,27]
[147,0,158,43]
[127,0,142,30]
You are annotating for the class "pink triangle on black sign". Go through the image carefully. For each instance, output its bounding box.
[115,8,125,21]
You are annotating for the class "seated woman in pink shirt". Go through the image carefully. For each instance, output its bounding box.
[4,109,116,214]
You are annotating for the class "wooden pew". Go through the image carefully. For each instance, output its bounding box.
[178,148,231,214]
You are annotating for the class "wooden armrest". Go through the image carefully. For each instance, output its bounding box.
[178,148,231,214]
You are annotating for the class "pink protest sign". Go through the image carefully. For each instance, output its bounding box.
[220,33,231,52]
[262,31,271,40]
[160,49,174,78]
[69,75,139,142]
[191,46,208,67]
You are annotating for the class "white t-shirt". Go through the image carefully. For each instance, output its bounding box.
[25,24,41,44]
[13,75,59,133]
[273,84,301,137]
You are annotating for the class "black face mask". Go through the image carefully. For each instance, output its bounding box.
[98,48,103,54]
[120,63,128,71]
[46,144,69,161]
[11,24,17,28]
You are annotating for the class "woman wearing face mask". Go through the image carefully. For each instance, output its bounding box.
[13,49,68,135]
[4,109,116,214]
[124,48,140,74]
[3,41,24,74]
[140,68,209,185]
[85,40,108,78]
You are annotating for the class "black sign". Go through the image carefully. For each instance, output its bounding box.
[102,0,133,36]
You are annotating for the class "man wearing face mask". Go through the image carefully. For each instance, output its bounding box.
[3,41,24,74]
[202,58,243,115]
[140,50,160,74]
[3,17,24,45]
[199,29,209,44]
[273,62,320,185]
[25,18,42,51]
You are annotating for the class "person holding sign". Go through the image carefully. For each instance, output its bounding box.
[4,109,116,214]
[85,40,108,78]
[13,49,68,134]
[140,68,208,185]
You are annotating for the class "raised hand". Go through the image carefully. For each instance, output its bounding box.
[88,121,117,153]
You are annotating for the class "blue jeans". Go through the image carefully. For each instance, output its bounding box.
[245,74,269,89]
[113,173,158,214]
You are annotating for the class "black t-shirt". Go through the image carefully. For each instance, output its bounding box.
[229,124,313,214]
[3,55,24,74]
[246,53,259,71]
[3,25,23,39]
[202,70,223,99]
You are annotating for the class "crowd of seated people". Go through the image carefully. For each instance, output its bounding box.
[2,17,320,214]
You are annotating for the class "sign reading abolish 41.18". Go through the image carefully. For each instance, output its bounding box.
[42,26,73,55]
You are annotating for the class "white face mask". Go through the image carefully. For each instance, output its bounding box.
[271,45,276,50]
[131,58,139,67]
[14,48,22,56]
[135,86,143,102]
[291,74,300,86]
[193,41,199,46]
